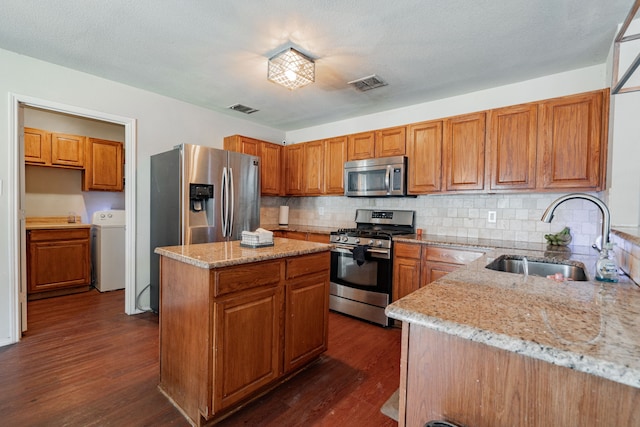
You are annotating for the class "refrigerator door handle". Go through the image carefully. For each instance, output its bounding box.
[229,167,235,237]
[221,167,228,237]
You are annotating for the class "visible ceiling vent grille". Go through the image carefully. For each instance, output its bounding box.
[227,103,259,114]
[348,74,388,92]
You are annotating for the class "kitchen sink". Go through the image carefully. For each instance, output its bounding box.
[485,255,588,281]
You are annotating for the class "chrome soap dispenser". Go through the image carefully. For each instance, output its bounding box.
[596,243,619,282]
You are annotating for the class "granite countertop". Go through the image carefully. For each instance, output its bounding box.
[261,224,334,235]
[26,216,90,230]
[386,246,640,389]
[154,237,331,269]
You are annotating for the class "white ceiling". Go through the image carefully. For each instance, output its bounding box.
[0,0,633,131]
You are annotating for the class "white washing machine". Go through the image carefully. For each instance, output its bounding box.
[91,210,126,292]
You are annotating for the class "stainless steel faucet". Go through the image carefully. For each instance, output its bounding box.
[541,193,611,250]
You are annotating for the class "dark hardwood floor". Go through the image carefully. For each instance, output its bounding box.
[0,289,401,426]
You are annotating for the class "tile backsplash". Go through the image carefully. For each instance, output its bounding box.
[261,192,607,247]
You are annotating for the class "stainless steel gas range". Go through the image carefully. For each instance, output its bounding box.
[329,209,415,326]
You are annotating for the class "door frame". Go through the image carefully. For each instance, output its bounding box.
[8,93,138,343]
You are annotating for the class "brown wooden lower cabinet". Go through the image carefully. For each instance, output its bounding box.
[272,230,330,244]
[26,227,91,298]
[159,251,330,426]
[393,242,484,301]
[399,323,640,427]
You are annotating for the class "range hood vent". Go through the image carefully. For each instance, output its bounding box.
[227,103,259,114]
[348,74,388,92]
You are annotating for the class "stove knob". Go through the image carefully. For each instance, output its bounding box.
[368,239,375,245]
[376,240,383,247]
[341,236,348,242]
[355,238,361,244]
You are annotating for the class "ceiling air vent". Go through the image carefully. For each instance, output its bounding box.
[348,74,388,92]
[227,103,259,114]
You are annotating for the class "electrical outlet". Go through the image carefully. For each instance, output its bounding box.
[488,211,497,223]
[318,207,324,216]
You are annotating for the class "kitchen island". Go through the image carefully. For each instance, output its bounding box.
[386,244,640,427]
[154,238,331,426]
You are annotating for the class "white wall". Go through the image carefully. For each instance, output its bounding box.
[285,65,608,143]
[0,47,285,345]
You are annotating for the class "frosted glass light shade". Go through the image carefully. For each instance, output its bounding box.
[268,48,315,90]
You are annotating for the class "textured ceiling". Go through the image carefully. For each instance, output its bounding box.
[0,0,633,131]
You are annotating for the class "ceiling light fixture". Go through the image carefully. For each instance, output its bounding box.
[267,47,315,90]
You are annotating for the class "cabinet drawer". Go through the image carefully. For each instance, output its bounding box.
[28,228,90,242]
[286,252,330,279]
[394,243,422,260]
[214,260,282,297]
[425,246,483,265]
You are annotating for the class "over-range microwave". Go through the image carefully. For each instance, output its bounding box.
[344,156,407,197]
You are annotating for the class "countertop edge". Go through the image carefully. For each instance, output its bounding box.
[155,241,331,269]
[385,305,640,389]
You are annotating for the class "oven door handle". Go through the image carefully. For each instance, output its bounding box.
[332,245,390,257]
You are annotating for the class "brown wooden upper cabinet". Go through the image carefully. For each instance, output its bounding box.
[347,131,375,160]
[407,120,443,194]
[224,135,284,196]
[303,140,324,195]
[285,143,304,195]
[83,137,124,192]
[443,112,486,191]
[24,127,51,165]
[324,136,347,195]
[25,127,84,169]
[375,126,406,158]
[347,126,406,161]
[537,89,607,190]
[487,103,538,191]
[259,142,283,196]
[51,132,85,168]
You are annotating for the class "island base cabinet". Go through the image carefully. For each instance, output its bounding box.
[158,250,330,427]
[399,324,640,427]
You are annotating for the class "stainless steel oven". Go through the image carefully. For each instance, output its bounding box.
[329,209,414,326]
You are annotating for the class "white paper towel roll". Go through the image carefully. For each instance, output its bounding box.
[279,206,289,225]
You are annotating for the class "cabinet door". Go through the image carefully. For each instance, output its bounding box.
[260,142,282,196]
[392,243,422,302]
[24,127,51,165]
[538,89,607,190]
[347,131,376,160]
[284,273,329,373]
[27,229,91,293]
[375,126,406,157]
[83,138,124,191]
[443,112,486,191]
[303,140,324,195]
[283,231,307,241]
[51,132,84,168]
[285,144,304,195]
[407,120,443,194]
[213,286,281,412]
[223,135,260,156]
[324,136,347,194]
[422,261,459,286]
[487,104,538,190]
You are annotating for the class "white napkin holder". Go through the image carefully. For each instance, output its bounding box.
[241,228,274,247]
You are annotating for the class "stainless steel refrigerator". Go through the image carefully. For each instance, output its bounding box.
[149,144,260,312]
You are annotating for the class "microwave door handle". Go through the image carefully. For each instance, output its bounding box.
[385,166,392,194]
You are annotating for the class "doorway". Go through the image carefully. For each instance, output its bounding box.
[8,93,138,343]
